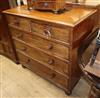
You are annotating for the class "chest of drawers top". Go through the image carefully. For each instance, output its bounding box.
[3,5,97,27]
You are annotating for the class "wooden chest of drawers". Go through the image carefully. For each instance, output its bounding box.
[3,5,99,94]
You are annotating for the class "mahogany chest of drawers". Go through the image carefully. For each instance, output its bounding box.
[3,6,99,94]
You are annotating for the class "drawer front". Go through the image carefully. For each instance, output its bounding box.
[17,51,69,89]
[6,15,31,32]
[10,28,69,60]
[14,39,69,75]
[31,21,70,44]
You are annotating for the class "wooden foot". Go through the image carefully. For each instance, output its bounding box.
[16,61,19,64]
[22,65,26,68]
[65,90,72,95]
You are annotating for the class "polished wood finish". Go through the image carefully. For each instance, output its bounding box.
[3,5,99,94]
[65,2,100,28]
[10,27,69,60]
[17,52,69,90]
[14,39,69,75]
[31,20,70,44]
[6,15,31,32]
[3,5,97,27]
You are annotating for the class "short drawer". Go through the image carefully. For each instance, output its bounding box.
[17,51,69,89]
[10,28,69,60]
[6,15,31,32]
[31,20,70,44]
[14,39,69,75]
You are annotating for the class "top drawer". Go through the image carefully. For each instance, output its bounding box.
[31,20,70,44]
[6,15,31,32]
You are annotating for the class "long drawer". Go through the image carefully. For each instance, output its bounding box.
[14,39,69,75]
[31,20,70,44]
[6,15,31,32]
[17,51,69,90]
[10,27,69,60]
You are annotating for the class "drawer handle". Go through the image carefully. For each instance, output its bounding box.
[48,59,54,65]
[44,29,51,37]
[17,33,23,38]
[26,59,31,63]
[21,47,27,51]
[51,73,56,79]
[44,2,48,7]
[47,44,53,50]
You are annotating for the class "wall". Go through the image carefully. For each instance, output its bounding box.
[8,0,17,8]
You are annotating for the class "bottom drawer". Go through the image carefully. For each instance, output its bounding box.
[17,51,69,90]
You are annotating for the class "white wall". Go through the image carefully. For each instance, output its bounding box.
[66,0,100,5]
[85,0,100,5]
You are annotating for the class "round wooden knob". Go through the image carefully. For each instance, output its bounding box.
[47,44,53,50]
[48,59,54,65]
[17,33,23,38]
[26,59,31,63]
[51,73,56,79]
[21,47,27,51]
